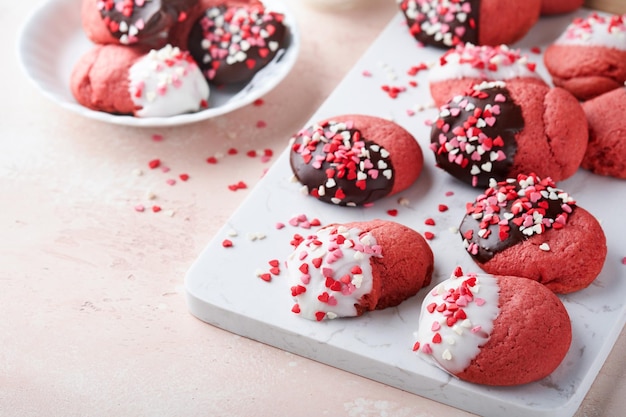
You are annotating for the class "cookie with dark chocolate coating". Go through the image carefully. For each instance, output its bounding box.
[429,80,587,188]
[289,114,424,207]
[459,173,607,293]
[81,0,195,48]
[187,3,287,84]
[397,0,541,49]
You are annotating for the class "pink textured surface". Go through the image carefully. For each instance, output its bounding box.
[544,44,626,101]
[582,87,626,178]
[342,219,433,312]
[479,0,541,46]
[507,80,588,182]
[6,1,626,416]
[70,44,143,114]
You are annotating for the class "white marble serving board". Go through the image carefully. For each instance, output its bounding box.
[185,9,626,417]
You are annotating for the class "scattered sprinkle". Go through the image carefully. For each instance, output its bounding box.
[228,181,248,191]
[222,239,234,248]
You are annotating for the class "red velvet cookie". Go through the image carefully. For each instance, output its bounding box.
[429,43,546,108]
[71,44,209,117]
[81,0,195,48]
[581,87,626,179]
[541,0,583,15]
[459,173,607,293]
[286,219,434,321]
[290,114,424,206]
[186,3,288,84]
[413,268,571,386]
[544,13,626,101]
[429,81,587,188]
[397,0,541,49]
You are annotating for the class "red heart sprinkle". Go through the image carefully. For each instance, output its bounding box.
[222,239,233,248]
[315,312,326,321]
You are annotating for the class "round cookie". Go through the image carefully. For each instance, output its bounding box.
[544,13,626,101]
[429,43,546,108]
[459,173,607,294]
[581,87,626,179]
[186,3,288,84]
[397,0,542,49]
[81,0,195,48]
[429,81,588,188]
[71,44,209,117]
[413,268,572,386]
[290,114,424,206]
[541,0,583,15]
[286,219,434,321]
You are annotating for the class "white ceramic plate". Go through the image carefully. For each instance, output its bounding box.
[185,9,626,417]
[17,0,300,127]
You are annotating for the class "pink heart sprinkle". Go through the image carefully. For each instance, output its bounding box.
[494,94,507,103]
[475,298,486,306]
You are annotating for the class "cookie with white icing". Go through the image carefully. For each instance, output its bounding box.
[71,44,209,117]
[428,43,546,108]
[544,13,626,101]
[413,268,572,386]
[459,173,607,293]
[287,220,434,321]
[290,114,424,207]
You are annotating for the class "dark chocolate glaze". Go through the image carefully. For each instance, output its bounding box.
[398,0,480,49]
[289,121,395,207]
[459,174,577,263]
[98,0,194,47]
[188,5,287,85]
[430,84,524,188]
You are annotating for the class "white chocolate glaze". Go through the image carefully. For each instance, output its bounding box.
[129,44,210,117]
[414,271,500,374]
[286,225,380,321]
[556,13,626,51]
[429,44,540,83]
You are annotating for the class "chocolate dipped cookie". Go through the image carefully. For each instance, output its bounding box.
[459,173,607,293]
[290,114,424,207]
[429,81,587,188]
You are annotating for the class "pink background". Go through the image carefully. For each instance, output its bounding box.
[3,0,626,415]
